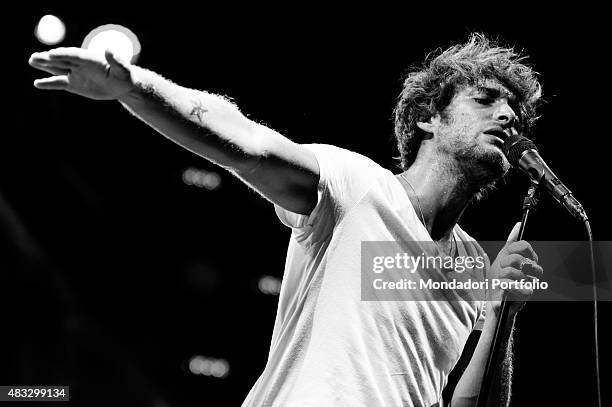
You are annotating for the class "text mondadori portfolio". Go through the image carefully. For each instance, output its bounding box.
[370,252,548,291]
[372,278,548,290]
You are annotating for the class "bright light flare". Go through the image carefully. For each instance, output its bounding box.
[82,24,141,63]
[258,275,282,296]
[35,15,66,45]
[182,168,222,190]
[188,355,229,378]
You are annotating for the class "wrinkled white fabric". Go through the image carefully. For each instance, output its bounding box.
[243,144,486,407]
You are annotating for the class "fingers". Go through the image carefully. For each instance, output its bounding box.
[29,48,89,75]
[505,240,538,262]
[502,221,539,261]
[34,65,71,76]
[521,260,544,279]
[36,58,76,69]
[500,253,522,269]
[36,47,85,61]
[499,253,542,275]
[498,254,544,280]
[33,76,69,90]
[506,222,521,243]
[499,267,523,281]
[105,50,129,70]
[29,54,77,75]
[490,227,544,306]
[30,54,72,91]
[30,51,77,66]
[495,264,544,300]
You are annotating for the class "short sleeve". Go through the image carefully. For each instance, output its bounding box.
[274,144,385,246]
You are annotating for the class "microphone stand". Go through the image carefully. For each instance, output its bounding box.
[475,179,540,407]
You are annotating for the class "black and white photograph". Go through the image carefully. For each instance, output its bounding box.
[4,7,610,406]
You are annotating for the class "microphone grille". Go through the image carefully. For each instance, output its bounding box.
[503,134,537,166]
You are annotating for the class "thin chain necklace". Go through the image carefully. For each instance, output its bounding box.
[400,173,456,258]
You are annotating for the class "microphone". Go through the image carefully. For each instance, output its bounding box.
[503,133,588,222]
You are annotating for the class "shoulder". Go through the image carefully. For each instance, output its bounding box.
[302,143,390,197]
[302,144,384,172]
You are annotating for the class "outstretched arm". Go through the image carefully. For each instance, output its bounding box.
[29,48,319,215]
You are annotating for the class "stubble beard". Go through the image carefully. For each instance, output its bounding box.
[457,143,510,182]
[438,124,511,193]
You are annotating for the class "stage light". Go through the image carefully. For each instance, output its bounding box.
[188,355,229,378]
[210,359,230,378]
[82,24,141,64]
[182,168,222,190]
[188,356,205,375]
[35,15,66,45]
[258,275,282,296]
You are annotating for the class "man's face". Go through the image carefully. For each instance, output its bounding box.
[430,79,518,182]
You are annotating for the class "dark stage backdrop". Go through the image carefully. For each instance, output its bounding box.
[4,7,610,406]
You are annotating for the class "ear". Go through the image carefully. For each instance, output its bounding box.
[416,116,437,134]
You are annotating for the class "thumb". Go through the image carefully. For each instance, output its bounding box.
[104,49,130,71]
[506,222,522,243]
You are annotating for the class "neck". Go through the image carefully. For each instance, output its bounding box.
[400,152,483,241]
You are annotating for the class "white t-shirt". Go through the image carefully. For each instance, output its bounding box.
[242,144,486,407]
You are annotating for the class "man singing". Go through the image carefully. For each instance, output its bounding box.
[29,33,543,406]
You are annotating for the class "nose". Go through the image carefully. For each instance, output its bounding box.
[494,101,517,127]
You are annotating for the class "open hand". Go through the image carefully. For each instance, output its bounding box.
[29,47,134,100]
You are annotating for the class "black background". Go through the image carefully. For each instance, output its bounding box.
[3,6,610,406]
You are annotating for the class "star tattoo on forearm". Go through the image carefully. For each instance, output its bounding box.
[189,100,208,122]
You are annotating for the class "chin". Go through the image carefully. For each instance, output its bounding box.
[470,152,509,202]
[481,149,510,177]
[459,146,510,182]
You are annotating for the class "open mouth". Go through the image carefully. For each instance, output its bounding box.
[483,128,507,138]
[482,129,508,147]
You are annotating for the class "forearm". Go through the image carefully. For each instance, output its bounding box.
[451,308,515,407]
[29,46,320,214]
[118,66,260,172]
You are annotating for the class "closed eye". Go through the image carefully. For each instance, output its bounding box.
[474,97,494,105]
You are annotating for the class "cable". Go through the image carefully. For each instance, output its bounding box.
[584,220,601,407]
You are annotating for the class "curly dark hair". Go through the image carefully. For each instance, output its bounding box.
[393,33,542,169]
